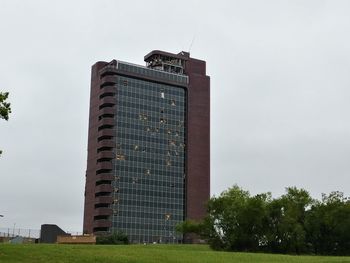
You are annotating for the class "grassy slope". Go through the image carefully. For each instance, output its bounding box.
[0,244,350,263]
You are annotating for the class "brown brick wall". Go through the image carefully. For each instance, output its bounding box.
[83,62,108,234]
[185,58,210,221]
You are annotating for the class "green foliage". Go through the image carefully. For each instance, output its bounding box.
[198,185,350,256]
[175,220,203,235]
[96,231,129,245]
[305,191,350,255]
[0,92,11,121]
[204,185,271,251]
[0,91,11,156]
[265,187,313,254]
[0,244,349,263]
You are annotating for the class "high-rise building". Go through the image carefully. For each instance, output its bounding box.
[83,50,210,243]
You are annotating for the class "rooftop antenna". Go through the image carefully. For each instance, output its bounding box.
[188,34,196,53]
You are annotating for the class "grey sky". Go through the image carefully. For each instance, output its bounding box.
[1,0,350,232]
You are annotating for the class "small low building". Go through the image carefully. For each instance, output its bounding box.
[40,224,68,243]
[57,234,96,244]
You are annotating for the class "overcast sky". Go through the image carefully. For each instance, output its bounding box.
[1,0,350,232]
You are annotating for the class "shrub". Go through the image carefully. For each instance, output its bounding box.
[96,231,129,245]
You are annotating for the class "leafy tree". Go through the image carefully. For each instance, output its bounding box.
[175,219,203,235]
[176,219,207,244]
[204,185,270,251]
[182,184,350,256]
[202,185,320,254]
[231,193,270,251]
[0,92,11,156]
[96,231,129,245]
[305,191,350,255]
[0,92,11,121]
[266,187,313,254]
[205,185,250,250]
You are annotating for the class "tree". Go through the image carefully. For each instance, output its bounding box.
[175,219,203,235]
[204,185,270,251]
[96,231,129,245]
[0,92,11,156]
[204,185,250,250]
[175,219,206,243]
[194,185,349,255]
[305,191,350,255]
[266,187,313,254]
[0,92,11,121]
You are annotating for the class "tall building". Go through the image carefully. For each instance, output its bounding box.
[83,50,210,243]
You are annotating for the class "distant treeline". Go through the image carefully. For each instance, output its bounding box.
[177,185,350,255]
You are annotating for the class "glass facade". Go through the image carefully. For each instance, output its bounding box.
[111,75,186,243]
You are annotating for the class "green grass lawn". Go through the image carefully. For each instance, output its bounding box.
[0,244,350,263]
